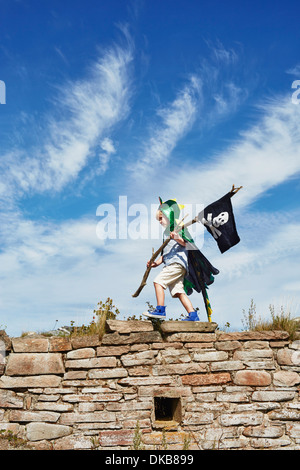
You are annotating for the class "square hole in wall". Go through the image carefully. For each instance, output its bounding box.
[154,397,182,424]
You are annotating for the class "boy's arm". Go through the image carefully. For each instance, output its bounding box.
[170,231,186,247]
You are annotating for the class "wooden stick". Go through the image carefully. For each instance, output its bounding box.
[230,184,243,195]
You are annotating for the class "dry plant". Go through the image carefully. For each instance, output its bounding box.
[242,299,298,340]
[71,297,120,338]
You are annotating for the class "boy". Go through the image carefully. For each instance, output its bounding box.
[142,198,199,321]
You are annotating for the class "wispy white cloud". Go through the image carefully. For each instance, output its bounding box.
[130,42,248,182]
[98,137,117,174]
[154,95,300,209]
[286,64,300,76]
[0,211,103,273]
[131,75,202,175]
[0,40,133,205]
[197,41,249,126]
[206,39,239,65]
[0,209,148,335]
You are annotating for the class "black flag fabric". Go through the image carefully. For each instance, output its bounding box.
[199,191,240,253]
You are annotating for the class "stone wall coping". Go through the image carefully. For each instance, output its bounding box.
[1,320,299,450]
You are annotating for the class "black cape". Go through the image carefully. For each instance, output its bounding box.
[184,242,219,296]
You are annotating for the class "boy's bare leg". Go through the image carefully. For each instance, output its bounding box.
[154,282,165,306]
[175,293,194,313]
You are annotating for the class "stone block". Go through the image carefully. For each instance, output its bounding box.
[53,435,93,450]
[88,368,128,379]
[269,409,300,421]
[243,424,284,438]
[243,341,270,349]
[234,370,271,386]
[77,403,105,412]
[64,371,87,380]
[60,411,116,424]
[66,348,95,359]
[61,392,111,403]
[99,429,135,447]
[121,350,158,367]
[160,349,191,364]
[216,392,250,403]
[215,341,241,351]
[185,342,214,349]
[106,320,153,333]
[181,372,231,386]
[26,422,72,441]
[182,411,214,425]
[233,350,273,361]
[138,386,193,399]
[193,351,228,362]
[96,345,130,356]
[250,437,291,448]
[49,337,72,352]
[118,376,176,386]
[9,410,60,422]
[151,342,183,349]
[106,401,152,412]
[217,331,289,341]
[153,363,206,375]
[220,412,263,427]
[211,361,245,371]
[141,431,186,446]
[101,331,162,345]
[277,348,299,365]
[273,370,300,387]
[286,423,300,439]
[0,330,11,351]
[219,438,248,449]
[0,375,61,389]
[33,402,73,412]
[0,389,24,408]
[12,337,49,353]
[241,360,275,370]
[160,321,218,334]
[65,357,116,369]
[71,334,101,349]
[166,333,216,343]
[83,393,123,402]
[252,391,295,402]
[127,366,151,376]
[5,353,65,376]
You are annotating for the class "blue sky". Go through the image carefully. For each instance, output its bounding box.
[1,0,300,336]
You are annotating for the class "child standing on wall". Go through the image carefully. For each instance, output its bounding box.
[143,198,199,322]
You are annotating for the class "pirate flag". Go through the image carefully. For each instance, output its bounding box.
[199,191,240,253]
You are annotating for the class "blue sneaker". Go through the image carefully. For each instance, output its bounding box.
[142,306,166,320]
[181,311,199,321]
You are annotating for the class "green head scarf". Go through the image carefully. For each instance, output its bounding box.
[158,197,193,242]
[158,197,182,231]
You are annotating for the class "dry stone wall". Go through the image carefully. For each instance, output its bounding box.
[0,320,300,450]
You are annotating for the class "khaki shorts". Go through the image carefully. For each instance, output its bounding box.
[154,263,186,297]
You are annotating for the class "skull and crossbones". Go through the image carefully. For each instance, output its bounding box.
[200,211,229,239]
